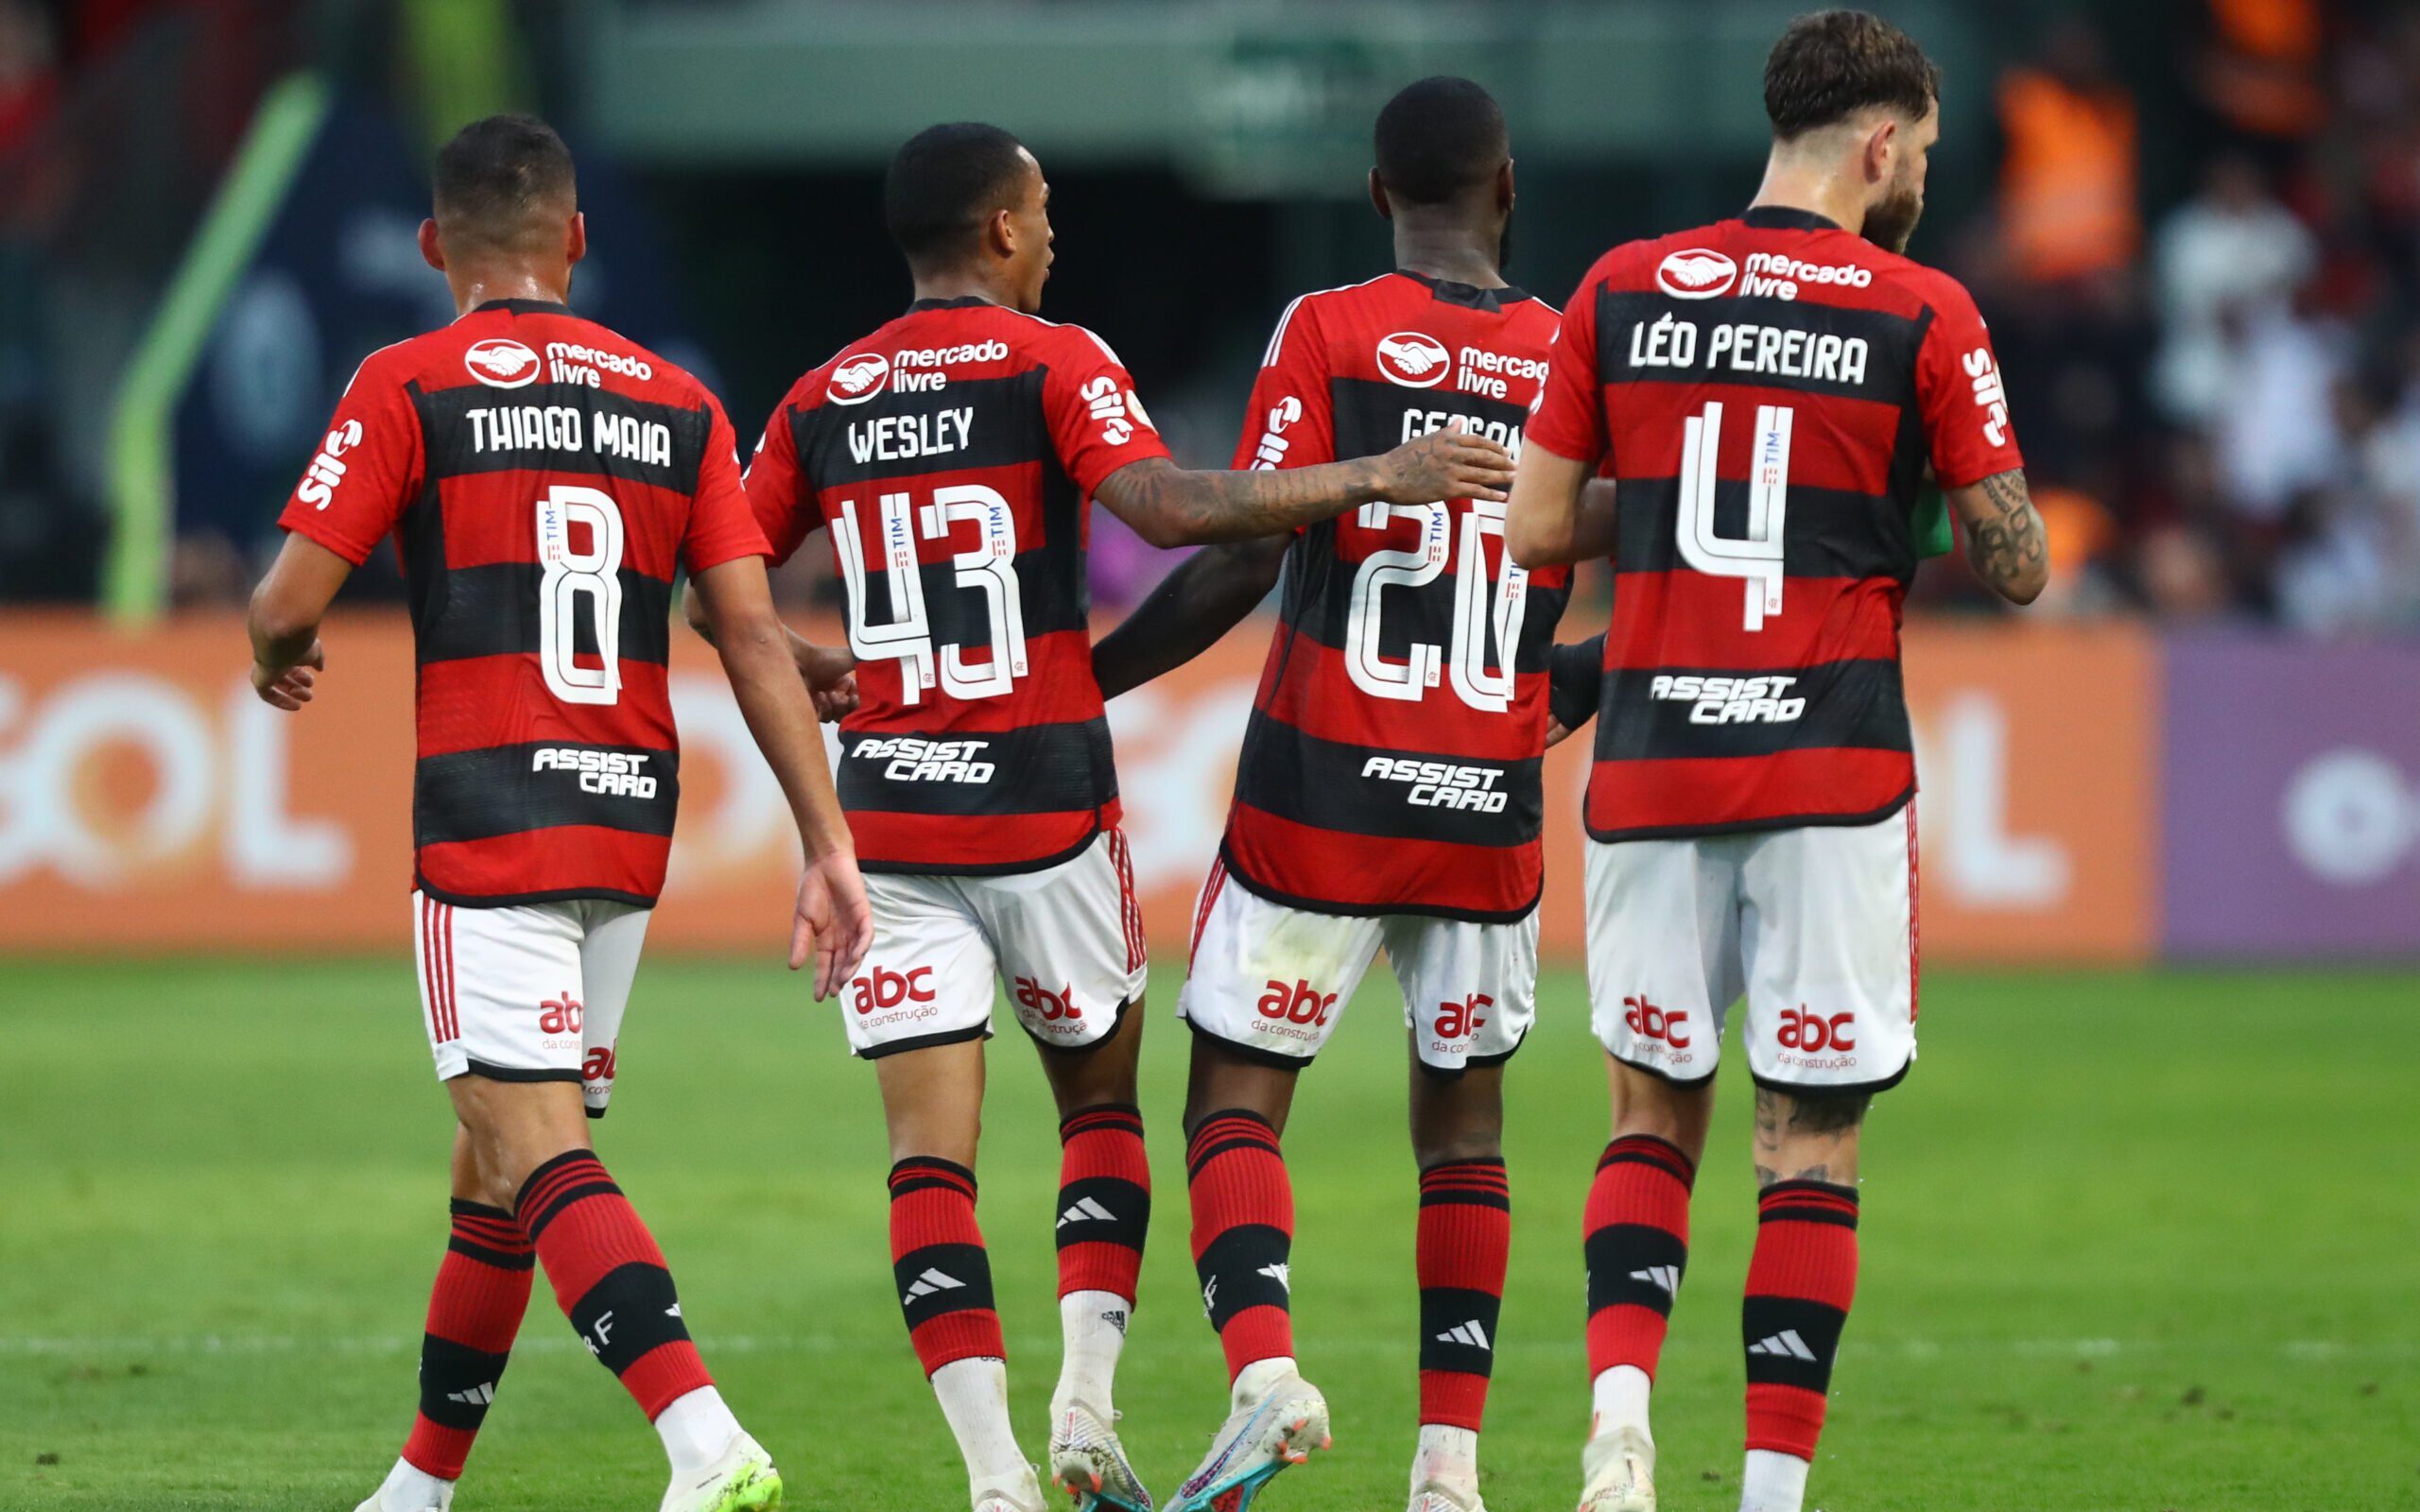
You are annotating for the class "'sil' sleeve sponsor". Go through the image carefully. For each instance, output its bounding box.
[1227,297,1335,475]
[741,381,825,568]
[276,348,424,565]
[1043,326,1174,497]
[683,394,774,574]
[1912,273,2024,490]
[1523,259,1610,467]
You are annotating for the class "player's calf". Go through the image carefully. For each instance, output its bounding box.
[1049,1102,1152,1512]
[1738,1088,1866,1512]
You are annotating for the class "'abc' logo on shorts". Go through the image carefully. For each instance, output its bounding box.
[1623,993,1691,1050]
[1777,1005,1856,1053]
[1014,976,1082,1022]
[538,992,584,1037]
[1258,978,1338,1027]
[1434,993,1492,1040]
[852,965,934,1014]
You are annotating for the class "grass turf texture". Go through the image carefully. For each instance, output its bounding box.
[1,959,2411,1511]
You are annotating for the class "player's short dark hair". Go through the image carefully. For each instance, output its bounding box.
[1763,10,1941,141]
[886,122,1032,267]
[432,114,577,252]
[1374,77,1509,205]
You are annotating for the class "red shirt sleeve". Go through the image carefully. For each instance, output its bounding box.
[277,347,423,565]
[1911,272,2024,489]
[1525,260,1610,466]
[741,382,825,568]
[1229,295,1336,472]
[682,394,772,575]
[1042,326,1175,496]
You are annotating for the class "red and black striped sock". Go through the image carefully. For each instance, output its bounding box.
[1416,1158,1511,1432]
[1742,1180,1860,1461]
[400,1200,534,1480]
[514,1150,713,1420]
[890,1158,1003,1375]
[1584,1135,1697,1385]
[1056,1104,1150,1303]
[1186,1108,1294,1381]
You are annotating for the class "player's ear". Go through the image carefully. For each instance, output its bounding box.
[986,204,1017,261]
[418,218,446,272]
[565,211,587,268]
[1864,116,1898,185]
[1497,158,1516,215]
[1369,168,1392,222]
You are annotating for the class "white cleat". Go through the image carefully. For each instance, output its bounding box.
[975,1468,1050,1512]
[661,1430,784,1512]
[1166,1372,1331,1512]
[1577,1426,1655,1512]
[354,1498,447,1512]
[1409,1477,1487,1512]
[1050,1399,1154,1511]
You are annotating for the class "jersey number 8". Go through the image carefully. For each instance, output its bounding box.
[536,485,625,707]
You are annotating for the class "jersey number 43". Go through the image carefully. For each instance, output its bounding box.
[832,485,1030,705]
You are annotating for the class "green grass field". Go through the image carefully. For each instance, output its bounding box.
[2,959,2412,1511]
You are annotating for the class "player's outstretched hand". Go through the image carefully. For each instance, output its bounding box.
[789,848,874,1001]
[250,640,325,712]
[811,671,860,723]
[1375,429,1516,505]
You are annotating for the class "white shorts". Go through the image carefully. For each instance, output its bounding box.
[414,890,648,1116]
[842,830,1148,1058]
[1176,859,1537,1074]
[1584,804,1918,1094]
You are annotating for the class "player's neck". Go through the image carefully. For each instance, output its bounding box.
[1747,157,1868,238]
[445,265,571,318]
[1392,216,1507,290]
[910,266,1021,309]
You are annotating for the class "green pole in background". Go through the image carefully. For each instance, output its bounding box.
[102,72,332,626]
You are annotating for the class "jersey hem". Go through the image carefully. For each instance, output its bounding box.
[1582,786,1914,845]
[415,877,663,910]
[857,819,1104,879]
[1218,844,1545,925]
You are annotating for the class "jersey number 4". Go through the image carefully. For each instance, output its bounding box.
[1678,399,1790,631]
[832,485,1029,705]
[1345,498,1529,712]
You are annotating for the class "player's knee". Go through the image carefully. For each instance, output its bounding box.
[1410,1121,1502,1168]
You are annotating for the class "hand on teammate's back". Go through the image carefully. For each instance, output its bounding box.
[791,850,874,1000]
[1374,429,1516,505]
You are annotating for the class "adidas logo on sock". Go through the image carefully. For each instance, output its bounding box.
[1257,1262,1291,1293]
[1058,1196,1117,1228]
[903,1268,964,1304]
[445,1382,496,1406]
[1434,1319,1493,1351]
[1748,1329,1818,1361]
[666,1302,683,1318]
[1630,1264,1682,1295]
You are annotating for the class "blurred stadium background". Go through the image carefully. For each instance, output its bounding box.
[0,2,2413,1509]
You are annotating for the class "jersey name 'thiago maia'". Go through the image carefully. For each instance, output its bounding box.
[1526,206,2023,839]
[744,297,1172,874]
[1225,270,1570,920]
[278,299,769,905]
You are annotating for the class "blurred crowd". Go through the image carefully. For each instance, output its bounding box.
[4,0,2418,634]
[1949,0,2420,630]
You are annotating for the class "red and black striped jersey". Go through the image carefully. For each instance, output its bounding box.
[1528,207,2023,839]
[1220,271,1571,921]
[746,297,1172,875]
[278,299,769,906]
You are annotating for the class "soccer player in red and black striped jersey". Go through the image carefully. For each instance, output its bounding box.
[735,124,1512,1512]
[245,115,872,1512]
[1506,16,2048,1512]
[1095,77,1562,1512]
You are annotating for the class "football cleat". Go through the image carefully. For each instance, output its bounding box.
[1408,1477,1487,1512]
[354,1497,447,1512]
[1166,1372,1330,1512]
[1576,1425,1655,1512]
[1049,1399,1153,1512]
[660,1430,783,1512]
[975,1469,1050,1512]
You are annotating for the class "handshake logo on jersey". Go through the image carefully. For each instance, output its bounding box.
[530,747,658,799]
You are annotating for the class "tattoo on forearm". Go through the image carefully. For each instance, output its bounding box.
[1101,457,1373,544]
[1965,469,2045,591]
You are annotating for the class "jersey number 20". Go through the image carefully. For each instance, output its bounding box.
[1345,498,1529,712]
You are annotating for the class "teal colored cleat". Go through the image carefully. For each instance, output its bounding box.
[1166,1374,1330,1512]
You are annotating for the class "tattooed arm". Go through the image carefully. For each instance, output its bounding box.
[1946,468,2048,605]
[1091,429,1513,549]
